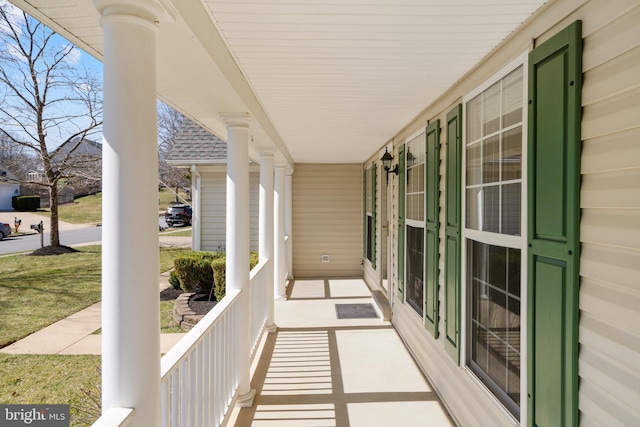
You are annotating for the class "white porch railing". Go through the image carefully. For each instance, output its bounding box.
[91,408,134,427]
[159,288,241,427]
[92,259,272,427]
[249,258,270,354]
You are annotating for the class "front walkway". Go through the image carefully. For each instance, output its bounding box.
[228,278,454,427]
[0,271,185,355]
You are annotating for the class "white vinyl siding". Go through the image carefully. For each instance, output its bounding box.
[199,169,259,252]
[0,184,19,211]
[292,164,362,277]
[384,2,640,427]
[575,1,640,424]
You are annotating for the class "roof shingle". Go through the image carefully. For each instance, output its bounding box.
[168,119,227,163]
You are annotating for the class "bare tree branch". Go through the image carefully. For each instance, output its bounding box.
[0,2,103,248]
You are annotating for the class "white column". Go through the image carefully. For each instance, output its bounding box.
[259,154,276,331]
[191,165,201,251]
[285,171,293,280]
[96,1,165,425]
[274,166,286,298]
[222,113,255,407]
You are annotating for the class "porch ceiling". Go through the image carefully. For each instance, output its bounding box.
[10,0,547,167]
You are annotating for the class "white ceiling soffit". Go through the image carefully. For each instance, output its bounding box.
[202,0,548,163]
[10,0,548,165]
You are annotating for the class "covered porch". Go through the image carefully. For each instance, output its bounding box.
[172,277,454,427]
[230,278,453,427]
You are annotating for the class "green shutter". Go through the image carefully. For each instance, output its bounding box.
[372,163,377,269]
[397,144,406,298]
[444,105,462,363]
[528,21,581,427]
[424,120,440,337]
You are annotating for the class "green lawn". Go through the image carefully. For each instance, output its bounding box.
[0,191,191,426]
[34,189,191,225]
[0,246,102,348]
[0,354,101,426]
[0,245,188,348]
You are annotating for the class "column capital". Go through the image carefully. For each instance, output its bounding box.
[95,0,176,23]
[258,150,276,158]
[220,113,252,129]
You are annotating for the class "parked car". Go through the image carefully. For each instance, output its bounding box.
[164,204,192,227]
[0,222,11,240]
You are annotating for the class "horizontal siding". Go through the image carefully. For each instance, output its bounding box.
[292,164,362,277]
[581,126,640,174]
[370,1,640,426]
[580,209,640,250]
[200,170,259,252]
[578,1,640,425]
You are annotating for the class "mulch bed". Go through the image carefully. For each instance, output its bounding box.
[160,287,217,316]
[30,245,78,256]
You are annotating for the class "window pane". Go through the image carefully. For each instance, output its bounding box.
[468,240,521,418]
[502,127,522,181]
[467,95,482,142]
[406,226,424,316]
[483,185,500,233]
[365,168,372,212]
[466,188,480,230]
[467,143,482,186]
[502,66,523,127]
[502,183,521,236]
[483,82,501,135]
[482,135,500,184]
[366,215,373,261]
[417,163,425,192]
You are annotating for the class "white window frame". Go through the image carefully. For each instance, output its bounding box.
[404,128,427,320]
[365,164,374,266]
[460,51,529,424]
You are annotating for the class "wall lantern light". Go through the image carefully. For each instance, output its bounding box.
[381,147,398,178]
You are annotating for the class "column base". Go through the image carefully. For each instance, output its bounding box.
[237,389,256,408]
[265,323,278,333]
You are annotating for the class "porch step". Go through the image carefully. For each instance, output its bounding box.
[371,290,392,321]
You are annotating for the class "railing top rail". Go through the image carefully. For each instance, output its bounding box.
[92,407,134,427]
[249,258,269,281]
[160,288,241,379]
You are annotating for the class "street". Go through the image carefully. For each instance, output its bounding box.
[0,225,102,255]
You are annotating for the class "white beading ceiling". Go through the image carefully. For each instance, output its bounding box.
[10,0,548,165]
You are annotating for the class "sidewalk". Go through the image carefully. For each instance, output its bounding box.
[0,272,186,355]
[0,211,93,233]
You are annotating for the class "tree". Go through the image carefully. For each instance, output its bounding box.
[157,102,190,203]
[0,2,102,249]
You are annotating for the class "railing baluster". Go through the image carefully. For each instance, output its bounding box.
[94,259,271,426]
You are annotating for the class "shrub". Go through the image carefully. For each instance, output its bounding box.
[212,251,260,302]
[12,195,40,211]
[168,270,181,290]
[212,258,226,301]
[250,251,259,269]
[173,251,223,293]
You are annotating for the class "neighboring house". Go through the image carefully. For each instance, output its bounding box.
[22,138,102,206]
[53,137,102,197]
[168,119,260,252]
[0,168,20,211]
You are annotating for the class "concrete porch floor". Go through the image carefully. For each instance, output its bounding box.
[228,278,454,427]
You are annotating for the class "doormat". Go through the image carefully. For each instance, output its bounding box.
[335,303,379,319]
